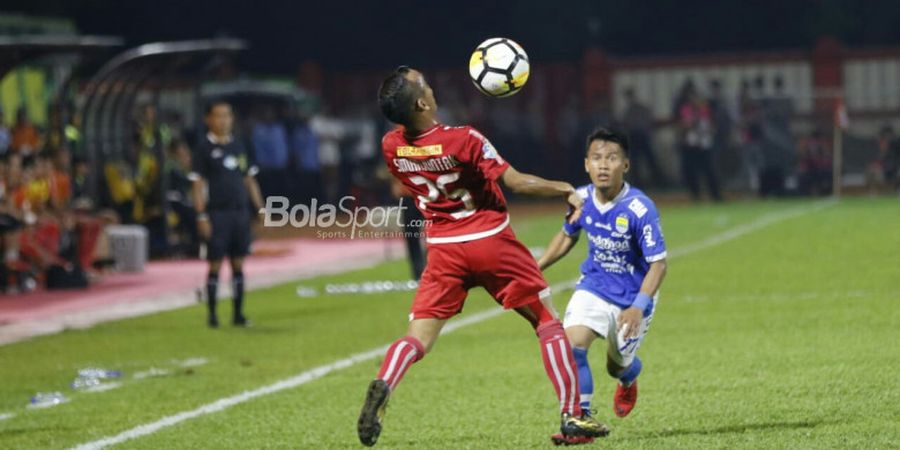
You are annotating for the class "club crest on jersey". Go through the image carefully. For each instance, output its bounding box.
[397,145,443,157]
[211,148,224,158]
[615,214,629,233]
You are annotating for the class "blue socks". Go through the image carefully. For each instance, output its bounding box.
[573,348,643,412]
[572,347,593,412]
[618,356,642,387]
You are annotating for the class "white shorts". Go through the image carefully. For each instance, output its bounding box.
[562,289,655,367]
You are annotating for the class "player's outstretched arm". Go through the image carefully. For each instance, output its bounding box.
[537,229,579,271]
[501,165,575,198]
[500,165,584,220]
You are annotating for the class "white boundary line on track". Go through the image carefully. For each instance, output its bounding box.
[70,200,835,450]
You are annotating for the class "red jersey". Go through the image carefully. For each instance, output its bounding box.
[382,123,510,244]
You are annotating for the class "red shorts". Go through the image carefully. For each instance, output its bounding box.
[410,226,550,320]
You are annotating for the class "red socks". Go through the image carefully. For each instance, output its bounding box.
[377,336,425,391]
[536,320,582,416]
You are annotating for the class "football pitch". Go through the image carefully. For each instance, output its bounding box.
[0,197,897,449]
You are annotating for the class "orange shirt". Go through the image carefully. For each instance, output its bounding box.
[49,171,72,206]
[11,125,40,153]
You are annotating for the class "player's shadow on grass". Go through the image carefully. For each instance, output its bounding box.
[636,419,826,440]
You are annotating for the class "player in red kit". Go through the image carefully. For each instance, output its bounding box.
[357,66,609,446]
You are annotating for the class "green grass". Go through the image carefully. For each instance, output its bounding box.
[1,197,898,449]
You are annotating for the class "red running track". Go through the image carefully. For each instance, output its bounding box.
[0,238,404,345]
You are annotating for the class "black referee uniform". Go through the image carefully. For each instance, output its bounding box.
[192,132,259,327]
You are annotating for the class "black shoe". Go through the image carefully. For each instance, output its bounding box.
[232,315,251,327]
[357,379,390,446]
[208,315,219,328]
[560,412,610,439]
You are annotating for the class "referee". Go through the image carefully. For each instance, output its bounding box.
[190,100,264,327]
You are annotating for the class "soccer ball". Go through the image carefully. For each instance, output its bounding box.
[469,37,530,98]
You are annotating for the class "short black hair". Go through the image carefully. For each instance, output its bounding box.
[204,99,232,116]
[377,66,421,125]
[586,127,630,158]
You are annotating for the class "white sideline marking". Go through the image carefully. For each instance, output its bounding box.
[71,201,832,450]
[84,383,123,394]
[666,199,836,259]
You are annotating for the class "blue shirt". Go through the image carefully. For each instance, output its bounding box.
[291,123,320,171]
[251,123,289,169]
[563,182,667,309]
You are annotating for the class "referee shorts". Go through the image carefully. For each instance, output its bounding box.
[207,209,251,261]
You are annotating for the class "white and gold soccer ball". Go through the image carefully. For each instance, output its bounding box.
[469,37,530,97]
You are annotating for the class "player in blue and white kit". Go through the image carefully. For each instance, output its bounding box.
[539,128,668,433]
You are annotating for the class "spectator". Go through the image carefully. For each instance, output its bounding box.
[310,112,344,203]
[867,125,899,194]
[251,106,290,199]
[738,79,765,191]
[133,133,166,256]
[135,104,171,158]
[707,79,734,158]
[165,139,198,254]
[672,79,697,118]
[49,150,73,211]
[1,157,26,292]
[289,105,321,203]
[71,156,92,210]
[620,87,665,188]
[45,108,66,154]
[758,75,795,196]
[797,128,832,196]
[0,109,11,158]
[10,108,41,157]
[677,83,722,201]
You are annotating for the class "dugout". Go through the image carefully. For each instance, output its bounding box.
[77,38,247,255]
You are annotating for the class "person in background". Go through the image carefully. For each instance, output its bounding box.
[677,84,722,201]
[1,156,25,292]
[797,128,832,196]
[251,106,290,199]
[707,79,734,160]
[738,79,765,192]
[11,108,41,157]
[289,104,321,204]
[165,139,198,254]
[191,100,264,328]
[620,87,665,189]
[866,125,899,194]
[310,112,343,203]
[0,109,12,158]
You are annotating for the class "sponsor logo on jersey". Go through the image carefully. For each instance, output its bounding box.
[628,198,648,218]
[587,232,631,252]
[593,222,612,231]
[615,214,629,233]
[642,224,656,247]
[211,148,224,158]
[397,145,443,157]
[393,156,460,173]
[586,216,593,225]
[223,155,238,170]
